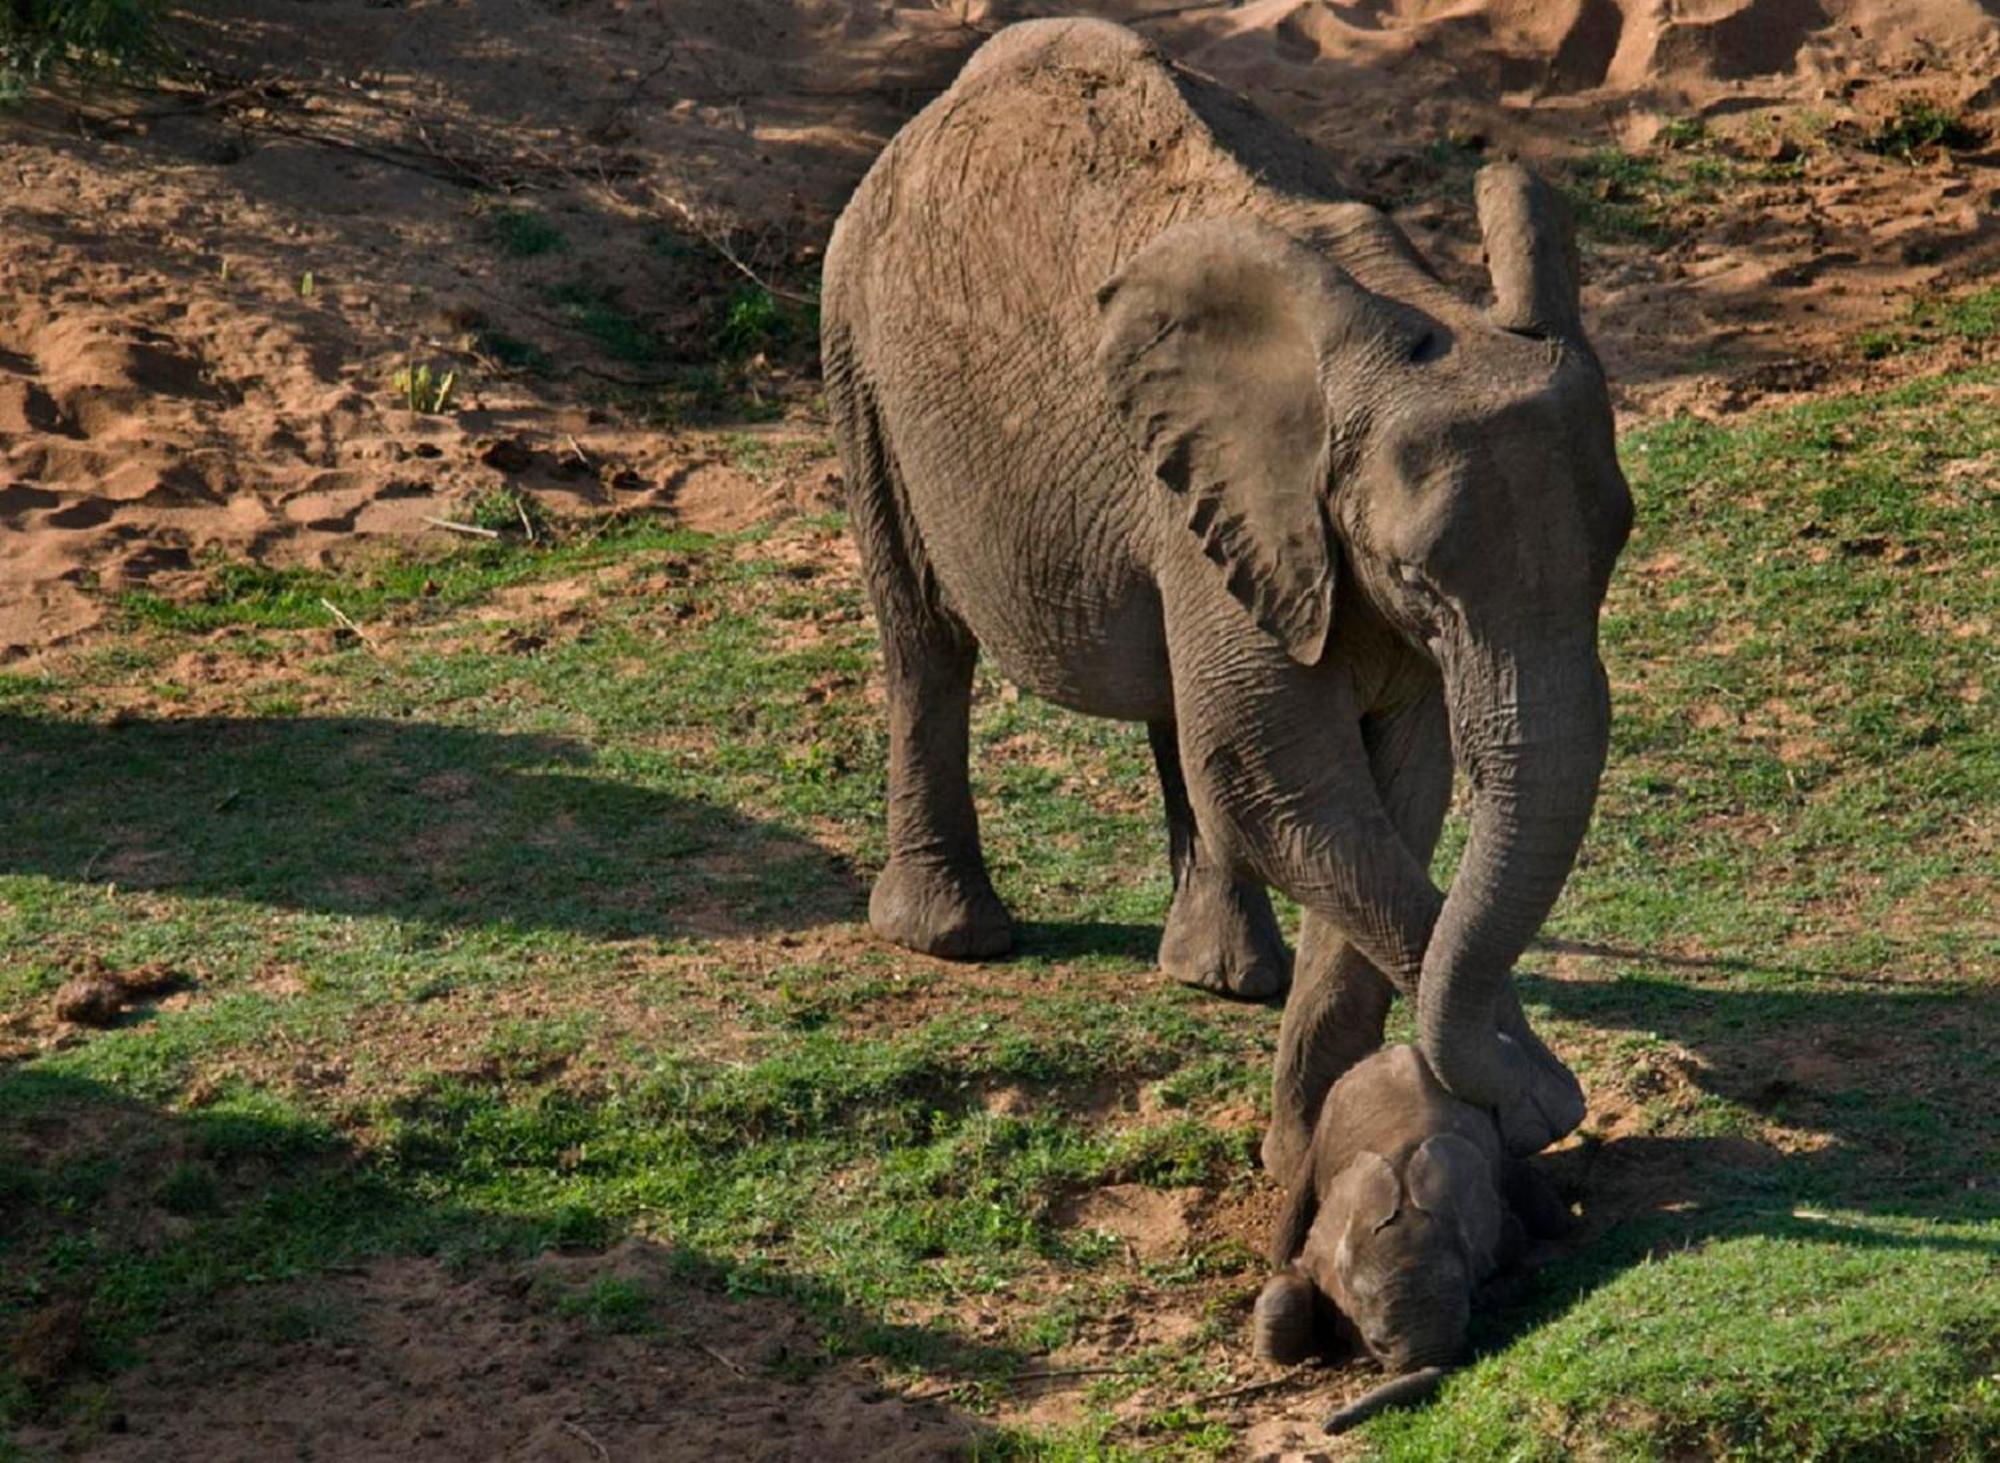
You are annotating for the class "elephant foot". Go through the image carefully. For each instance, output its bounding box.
[869,857,1012,961]
[1158,875,1291,1002]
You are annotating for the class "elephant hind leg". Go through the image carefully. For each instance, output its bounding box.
[837,375,1010,961]
[1148,721,1290,1002]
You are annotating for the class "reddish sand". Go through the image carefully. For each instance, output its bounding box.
[3,1,1997,660]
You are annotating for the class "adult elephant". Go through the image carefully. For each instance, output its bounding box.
[822,18,1630,1170]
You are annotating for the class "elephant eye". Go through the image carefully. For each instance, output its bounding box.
[1407,329,1448,364]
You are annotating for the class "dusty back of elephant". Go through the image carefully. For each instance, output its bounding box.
[823,19,1359,703]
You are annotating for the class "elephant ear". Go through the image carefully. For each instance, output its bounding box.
[1097,218,1375,665]
[1326,1151,1401,1246]
[1406,1133,1504,1274]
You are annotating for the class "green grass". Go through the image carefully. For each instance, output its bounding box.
[2,358,1996,1456]
[1,0,165,98]
[481,206,566,258]
[548,280,667,364]
[1860,285,2000,359]
[1865,100,1982,160]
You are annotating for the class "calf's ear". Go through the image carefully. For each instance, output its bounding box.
[1406,1133,1503,1272]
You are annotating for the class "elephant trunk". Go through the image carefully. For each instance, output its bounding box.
[1323,1365,1453,1434]
[1419,638,1609,1111]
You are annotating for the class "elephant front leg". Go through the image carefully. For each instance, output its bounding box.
[1148,721,1290,1001]
[1263,688,1453,1178]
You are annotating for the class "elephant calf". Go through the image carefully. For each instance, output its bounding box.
[1254,1043,1572,1429]
[823,17,1631,1165]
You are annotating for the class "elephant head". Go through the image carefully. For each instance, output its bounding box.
[1096,165,1631,1149]
[1254,1134,1507,1368]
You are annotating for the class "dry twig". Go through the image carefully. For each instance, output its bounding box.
[319,597,383,655]
[423,515,502,539]
[1184,1363,1319,1409]
[558,1419,610,1461]
[698,1342,749,1378]
[643,184,817,307]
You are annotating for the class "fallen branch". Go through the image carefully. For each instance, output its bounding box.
[1184,1363,1318,1409]
[643,184,817,307]
[697,1342,749,1378]
[905,1364,1139,1403]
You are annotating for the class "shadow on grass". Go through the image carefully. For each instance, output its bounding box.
[1009,919,1163,969]
[0,712,864,941]
[0,1067,1015,1453]
[1458,970,2000,1364]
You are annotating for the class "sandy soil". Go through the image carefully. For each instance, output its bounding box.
[2,0,1998,660]
[3,2,1998,1457]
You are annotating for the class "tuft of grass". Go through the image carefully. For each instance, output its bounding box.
[480,207,566,258]
[1561,149,1674,244]
[1,0,165,98]
[1656,116,1706,149]
[460,484,553,539]
[548,281,665,365]
[1855,285,2000,360]
[713,284,817,361]
[1865,99,1981,159]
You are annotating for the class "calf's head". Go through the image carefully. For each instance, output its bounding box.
[1254,1133,1506,1374]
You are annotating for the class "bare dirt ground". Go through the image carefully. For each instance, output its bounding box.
[3,0,1999,660]
[3,2,1998,1458]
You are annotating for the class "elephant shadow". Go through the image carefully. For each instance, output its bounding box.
[0,711,865,942]
[0,1067,1012,1455]
[1463,960,1999,1353]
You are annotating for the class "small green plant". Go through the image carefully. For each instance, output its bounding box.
[1853,286,2000,360]
[393,358,457,414]
[549,281,664,364]
[482,207,566,259]
[1865,99,1980,159]
[1657,116,1706,149]
[1,0,165,98]
[1561,148,1673,243]
[553,1276,655,1334]
[1856,328,1902,361]
[463,485,552,538]
[714,284,818,361]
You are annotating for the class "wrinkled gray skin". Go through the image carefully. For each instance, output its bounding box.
[1252,1045,1573,1387]
[822,19,1632,1165]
